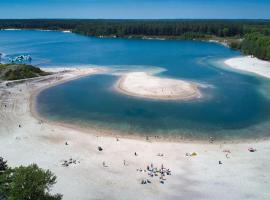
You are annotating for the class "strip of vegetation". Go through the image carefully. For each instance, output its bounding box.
[0,64,51,81]
[0,19,270,60]
[1,19,270,37]
[237,32,270,60]
[0,157,62,200]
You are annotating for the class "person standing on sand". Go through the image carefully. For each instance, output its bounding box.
[123,160,128,166]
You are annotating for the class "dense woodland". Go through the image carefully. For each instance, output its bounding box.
[0,19,270,60]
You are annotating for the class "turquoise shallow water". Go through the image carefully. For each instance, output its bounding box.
[1,30,270,140]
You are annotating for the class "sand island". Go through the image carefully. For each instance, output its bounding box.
[116,72,201,100]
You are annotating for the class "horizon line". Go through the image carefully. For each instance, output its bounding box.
[0,18,270,21]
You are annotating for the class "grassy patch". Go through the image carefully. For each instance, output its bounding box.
[0,64,51,80]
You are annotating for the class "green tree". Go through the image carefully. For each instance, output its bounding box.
[0,164,62,200]
[0,157,8,172]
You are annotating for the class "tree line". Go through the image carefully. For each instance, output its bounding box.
[1,19,269,37]
[0,19,270,60]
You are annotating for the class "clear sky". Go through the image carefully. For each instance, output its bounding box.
[0,0,270,19]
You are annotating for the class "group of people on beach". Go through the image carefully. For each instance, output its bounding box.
[138,163,171,185]
[61,158,79,167]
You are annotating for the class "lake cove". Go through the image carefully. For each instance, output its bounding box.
[1,30,270,140]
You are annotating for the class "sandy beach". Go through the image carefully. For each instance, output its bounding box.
[1,67,270,200]
[116,72,201,100]
[224,56,270,79]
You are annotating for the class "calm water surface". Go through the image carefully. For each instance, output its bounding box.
[1,30,270,139]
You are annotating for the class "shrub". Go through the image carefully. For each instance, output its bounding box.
[0,163,62,200]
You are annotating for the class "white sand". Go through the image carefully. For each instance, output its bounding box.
[224,56,270,79]
[117,72,201,100]
[1,68,270,200]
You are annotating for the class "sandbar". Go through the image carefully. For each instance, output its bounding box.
[116,72,201,100]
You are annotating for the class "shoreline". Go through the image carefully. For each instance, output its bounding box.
[224,55,270,79]
[31,69,268,144]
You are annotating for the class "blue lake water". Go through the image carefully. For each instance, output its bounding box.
[1,30,270,140]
